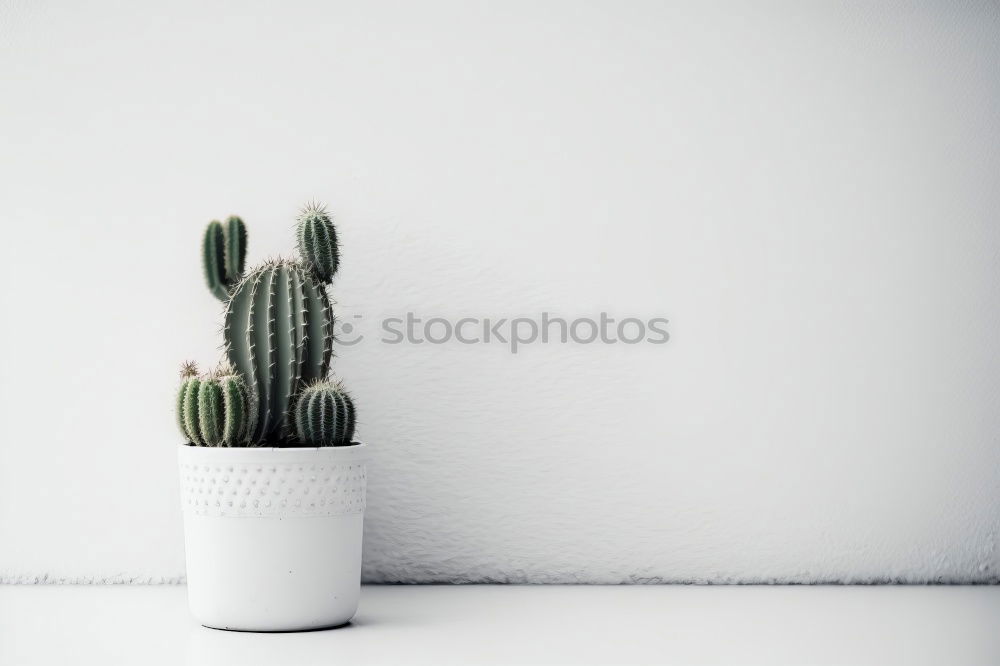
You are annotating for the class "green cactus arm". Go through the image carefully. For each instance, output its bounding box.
[203,221,229,301]
[224,216,247,284]
[296,203,340,284]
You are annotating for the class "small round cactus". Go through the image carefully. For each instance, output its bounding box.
[176,362,255,446]
[296,203,340,284]
[292,380,356,447]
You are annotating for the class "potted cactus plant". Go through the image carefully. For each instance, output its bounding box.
[176,204,366,632]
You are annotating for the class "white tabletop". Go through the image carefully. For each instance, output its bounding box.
[2,584,997,665]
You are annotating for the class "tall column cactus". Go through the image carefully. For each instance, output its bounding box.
[223,260,334,444]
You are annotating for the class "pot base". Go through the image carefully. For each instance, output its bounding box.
[184,513,364,632]
[200,620,353,633]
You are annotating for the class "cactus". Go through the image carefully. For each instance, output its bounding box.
[223,259,334,444]
[176,363,254,446]
[292,380,356,447]
[203,216,247,301]
[177,361,201,441]
[296,203,340,284]
[182,203,356,447]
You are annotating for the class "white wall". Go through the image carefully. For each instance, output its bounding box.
[2,1,999,584]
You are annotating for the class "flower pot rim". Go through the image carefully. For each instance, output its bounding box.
[177,442,368,465]
[178,442,366,452]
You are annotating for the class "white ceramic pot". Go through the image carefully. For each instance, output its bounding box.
[178,443,367,631]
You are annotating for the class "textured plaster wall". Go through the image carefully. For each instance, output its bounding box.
[2,1,1000,584]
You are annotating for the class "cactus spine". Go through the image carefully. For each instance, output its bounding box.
[292,381,356,447]
[203,217,247,301]
[224,260,334,444]
[296,203,340,284]
[176,362,254,446]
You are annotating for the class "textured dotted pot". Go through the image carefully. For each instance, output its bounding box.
[178,443,367,631]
